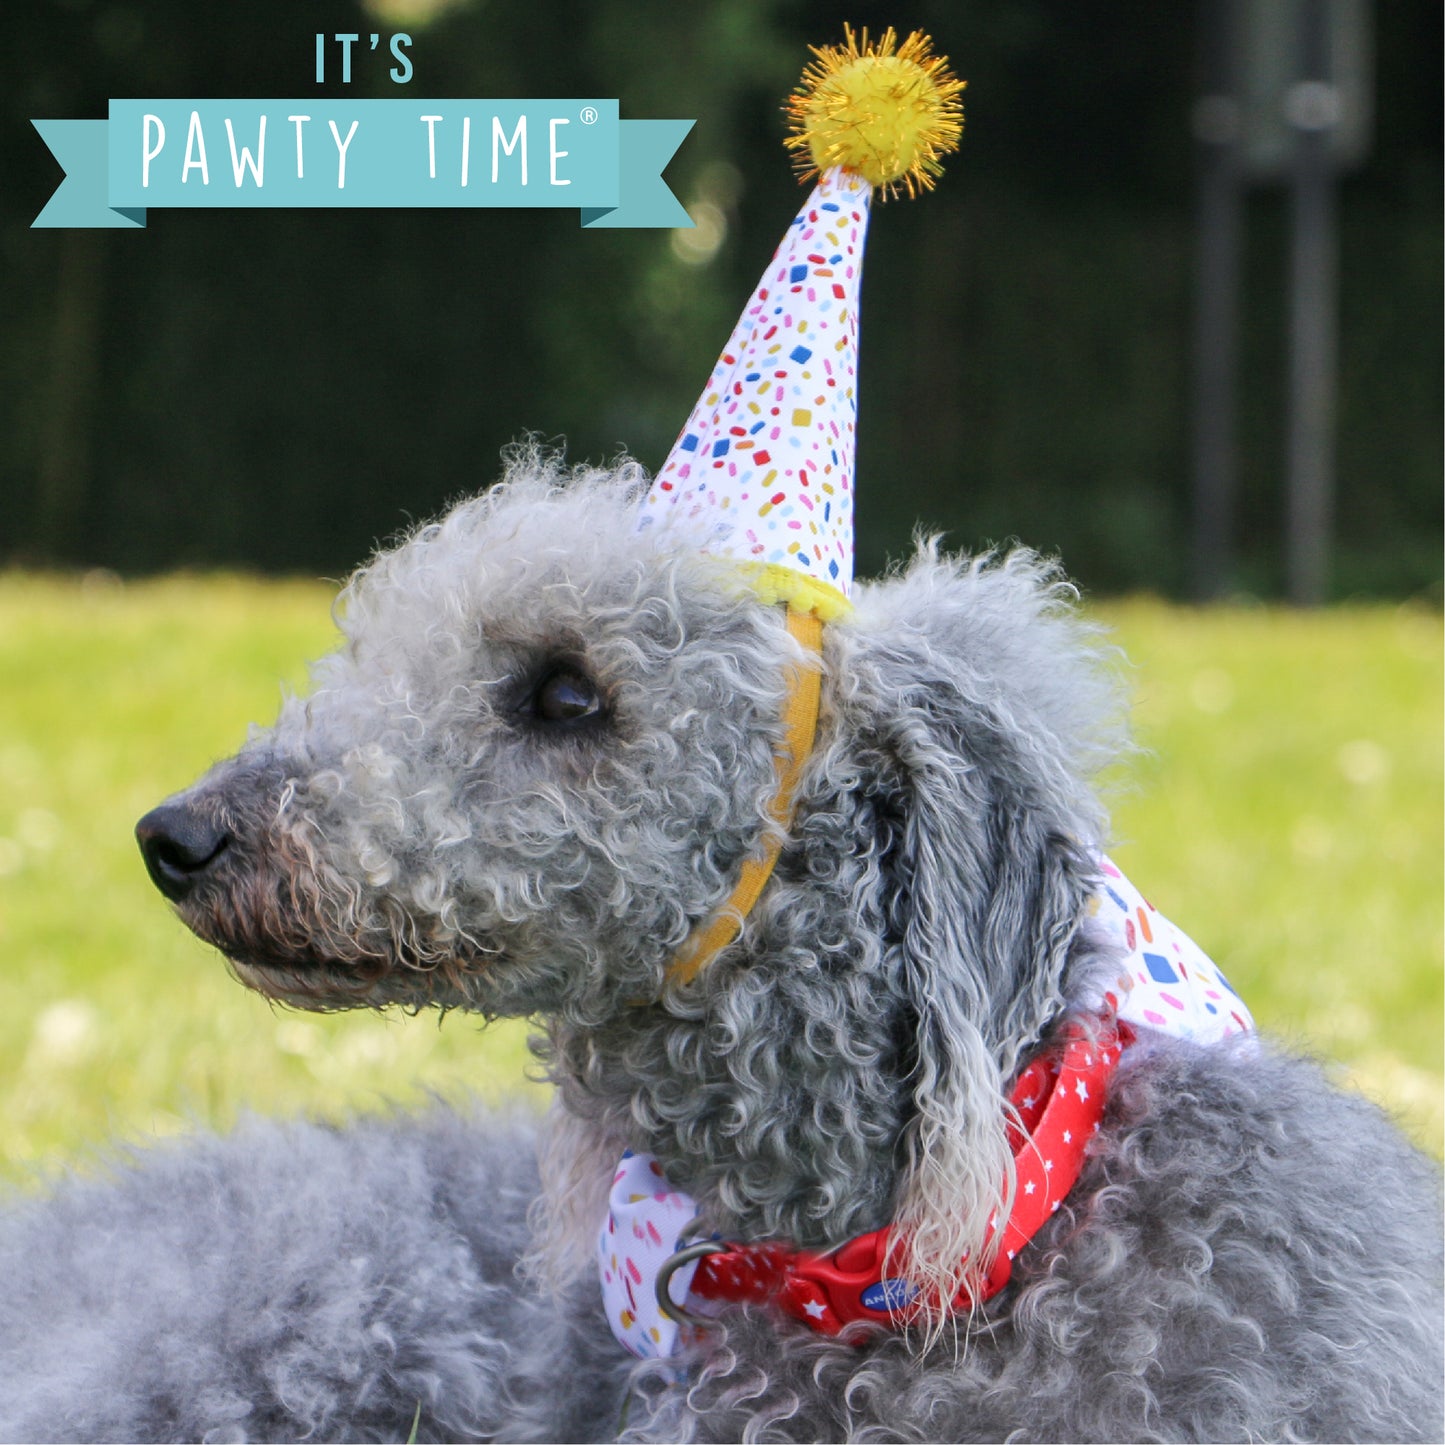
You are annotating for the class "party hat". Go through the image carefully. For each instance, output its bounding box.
[639,26,965,621]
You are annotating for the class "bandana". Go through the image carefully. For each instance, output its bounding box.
[1086,858,1254,1041]
[597,859,1253,1357]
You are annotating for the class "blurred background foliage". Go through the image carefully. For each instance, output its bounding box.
[2,0,1440,597]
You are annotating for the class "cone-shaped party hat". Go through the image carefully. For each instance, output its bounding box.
[639,26,964,621]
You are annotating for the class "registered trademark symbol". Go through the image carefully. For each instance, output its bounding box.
[580,106,599,125]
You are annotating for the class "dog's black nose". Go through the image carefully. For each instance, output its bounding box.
[136,802,230,902]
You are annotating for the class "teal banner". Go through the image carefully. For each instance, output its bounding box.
[32,101,693,229]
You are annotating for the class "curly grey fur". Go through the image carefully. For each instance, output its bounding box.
[0,457,1438,1443]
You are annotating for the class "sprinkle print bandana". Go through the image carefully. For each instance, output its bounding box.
[1086,858,1253,1043]
[598,1151,713,1359]
[599,859,1254,1358]
[638,168,870,599]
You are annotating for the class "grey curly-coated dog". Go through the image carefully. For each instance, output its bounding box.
[1,456,1440,1444]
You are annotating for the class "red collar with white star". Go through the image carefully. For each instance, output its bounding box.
[681,1017,1131,1334]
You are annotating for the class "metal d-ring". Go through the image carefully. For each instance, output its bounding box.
[655,1240,728,1326]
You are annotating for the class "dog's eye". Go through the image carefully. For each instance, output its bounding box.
[530,668,601,723]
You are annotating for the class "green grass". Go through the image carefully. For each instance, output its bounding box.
[0,573,1438,1183]
[1097,598,1442,1151]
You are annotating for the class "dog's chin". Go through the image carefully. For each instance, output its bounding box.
[224,952,391,1011]
[171,907,405,1009]
[211,932,501,1013]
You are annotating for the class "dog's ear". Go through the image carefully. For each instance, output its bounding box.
[832,544,1123,1320]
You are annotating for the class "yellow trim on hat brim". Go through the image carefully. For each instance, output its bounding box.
[743,564,853,622]
[664,605,825,988]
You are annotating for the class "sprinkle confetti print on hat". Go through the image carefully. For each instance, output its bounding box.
[639,26,965,623]
[641,169,870,607]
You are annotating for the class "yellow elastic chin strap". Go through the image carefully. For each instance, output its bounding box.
[663,568,849,990]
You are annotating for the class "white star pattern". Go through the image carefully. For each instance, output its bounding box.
[1062,1130,1072,1143]
[1075,1079,1090,1102]
[1023,1180,1036,1195]
[803,1298,828,1320]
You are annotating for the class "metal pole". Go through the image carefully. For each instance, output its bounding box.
[1190,0,1243,600]
[1284,0,1339,605]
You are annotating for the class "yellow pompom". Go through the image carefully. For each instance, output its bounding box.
[784,25,965,199]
